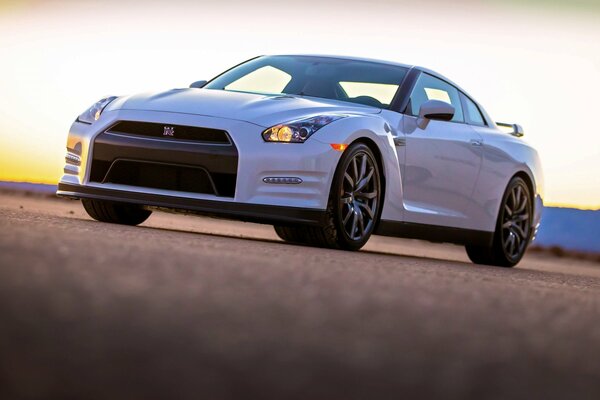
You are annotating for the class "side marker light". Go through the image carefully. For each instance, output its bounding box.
[330,143,348,152]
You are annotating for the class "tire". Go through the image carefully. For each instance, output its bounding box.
[274,142,382,251]
[81,198,152,226]
[466,176,532,267]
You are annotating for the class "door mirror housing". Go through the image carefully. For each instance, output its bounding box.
[189,80,207,89]
[417,100,455,129]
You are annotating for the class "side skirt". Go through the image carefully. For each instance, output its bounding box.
[375,220,494,247]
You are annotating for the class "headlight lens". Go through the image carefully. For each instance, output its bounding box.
[77,96,118,124]
[262,114,347,143]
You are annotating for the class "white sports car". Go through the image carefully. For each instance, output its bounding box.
[58,55,543,267]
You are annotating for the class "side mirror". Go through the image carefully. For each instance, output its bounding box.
[417,100,455,129]
[189,80,207,89]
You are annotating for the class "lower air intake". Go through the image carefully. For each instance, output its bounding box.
[101,160,235,197]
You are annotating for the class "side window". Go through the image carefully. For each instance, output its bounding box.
[463,94,486,126]
[407,73,464,123]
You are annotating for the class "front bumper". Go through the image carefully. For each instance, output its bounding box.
[57,182,327,226]
[58,109,341,223]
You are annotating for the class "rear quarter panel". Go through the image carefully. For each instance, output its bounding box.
[470,127,544,232]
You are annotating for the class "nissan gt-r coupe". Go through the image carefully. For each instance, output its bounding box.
[57,55,543,267]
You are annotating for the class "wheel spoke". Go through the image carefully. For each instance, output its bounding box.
[343,207,352,224]
[359,154,367,183]
[512,224,527,239]
[357,202,374,219]
[503,233,511,250]
[351,212,358,238]
[504,204,513,217]
[513,229,522,249]
[352,157,359,185]
[341,196,352,205]
[514,186,522,210]
[515,213,529,222]
[357,210,365,238]
[508,234,516,255]
[513,188,519,209]
[356,168,374,192]
[356,190,377,200]
[344,172,354,188]
[514,195,527,214]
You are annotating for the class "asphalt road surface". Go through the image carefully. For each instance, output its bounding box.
[1,192,600,400]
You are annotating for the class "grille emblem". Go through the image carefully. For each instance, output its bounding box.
[163,126,175,136]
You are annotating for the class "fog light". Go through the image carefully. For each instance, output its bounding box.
[263,177,303,184]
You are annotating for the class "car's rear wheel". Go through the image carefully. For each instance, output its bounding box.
[466,176,532,267]
[274,143,381,251]
[81,198,152,226]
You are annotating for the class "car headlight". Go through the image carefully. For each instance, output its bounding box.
[77,96,118,124]
[262,114,347,143]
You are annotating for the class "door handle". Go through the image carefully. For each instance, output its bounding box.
[470,139,483,146]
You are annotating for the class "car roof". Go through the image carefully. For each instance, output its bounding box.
[273,54,467,95]
[267,54,496,127]
[273,54,415,70]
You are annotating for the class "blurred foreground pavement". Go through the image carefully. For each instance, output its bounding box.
[1,192,600,400]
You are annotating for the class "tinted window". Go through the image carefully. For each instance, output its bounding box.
[407,73,464,123]
[463,94,486,126]
[339,82,399,105]
[205,56,409,109]
[225,66,292,94]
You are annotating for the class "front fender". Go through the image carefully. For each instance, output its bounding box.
[311,114,405,222]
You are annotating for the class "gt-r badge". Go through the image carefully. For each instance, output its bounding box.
[163,126,175,136]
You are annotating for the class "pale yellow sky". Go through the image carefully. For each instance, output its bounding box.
[0,0,598,208]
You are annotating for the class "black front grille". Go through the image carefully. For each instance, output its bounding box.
[89,127,238,198]
[107,121,230,144]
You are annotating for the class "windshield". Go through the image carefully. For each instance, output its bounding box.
[204,55,409,109]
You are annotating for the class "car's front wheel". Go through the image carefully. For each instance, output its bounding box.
[274,143,382,251]
[466,176,532,267]
[81,198,152,226]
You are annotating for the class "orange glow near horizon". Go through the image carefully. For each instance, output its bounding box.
[0,1,599,210]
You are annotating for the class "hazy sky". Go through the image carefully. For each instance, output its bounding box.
[0,0,599,208]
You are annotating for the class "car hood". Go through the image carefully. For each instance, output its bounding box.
[107,88,381,127]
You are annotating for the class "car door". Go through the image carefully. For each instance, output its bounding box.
[400,72,483,229]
